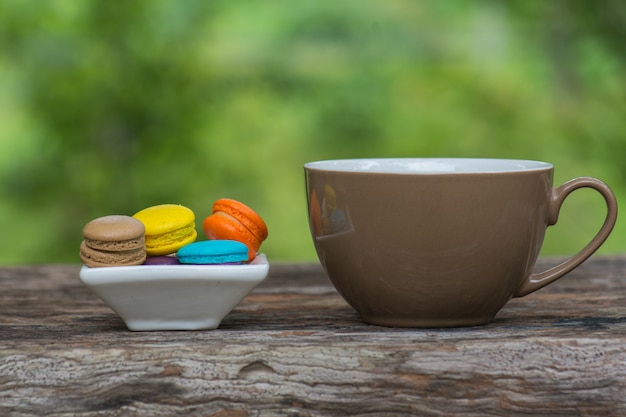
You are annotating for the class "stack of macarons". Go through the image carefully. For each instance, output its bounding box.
[79,199,268,268]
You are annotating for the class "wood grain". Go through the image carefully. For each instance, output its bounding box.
[1,257,625,416]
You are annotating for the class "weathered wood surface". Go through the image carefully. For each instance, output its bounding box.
[1,257,625,417]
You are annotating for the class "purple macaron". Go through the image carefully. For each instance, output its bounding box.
[143,255,181,266]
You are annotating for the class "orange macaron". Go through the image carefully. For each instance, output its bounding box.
[202,198,268,261]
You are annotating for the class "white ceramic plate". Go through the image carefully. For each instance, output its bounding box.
[79,254,269,331]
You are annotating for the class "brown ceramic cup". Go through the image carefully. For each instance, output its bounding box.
[304,158,618,327]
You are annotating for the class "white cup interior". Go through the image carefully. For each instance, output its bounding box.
[305,158,552,174]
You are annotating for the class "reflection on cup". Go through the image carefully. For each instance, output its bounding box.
[310,184,352,237]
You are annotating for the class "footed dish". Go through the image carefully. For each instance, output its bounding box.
[79,254,269,331]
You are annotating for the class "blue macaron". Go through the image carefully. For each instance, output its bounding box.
[176,240,249,264]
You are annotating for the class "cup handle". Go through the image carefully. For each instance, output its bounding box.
[515,177,618,297]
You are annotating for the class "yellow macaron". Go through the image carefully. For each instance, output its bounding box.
[133,204,197,256]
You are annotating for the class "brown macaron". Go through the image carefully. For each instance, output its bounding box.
[80,215,147,267]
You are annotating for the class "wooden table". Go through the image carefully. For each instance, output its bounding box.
[1,256,625,416]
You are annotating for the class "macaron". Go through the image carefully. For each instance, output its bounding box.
[142,255,180,266]
[202,198,268,261]
[133,204,197,256]
[80,215,147,267]
[177,240,249,265]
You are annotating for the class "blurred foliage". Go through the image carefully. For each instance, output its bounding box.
[1,0,625,264]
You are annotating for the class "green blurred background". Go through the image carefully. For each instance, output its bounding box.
[1,0,625,265]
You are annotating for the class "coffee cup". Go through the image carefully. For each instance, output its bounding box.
[304,158,618,327]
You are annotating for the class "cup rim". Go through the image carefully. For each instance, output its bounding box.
[304,158,553,174]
